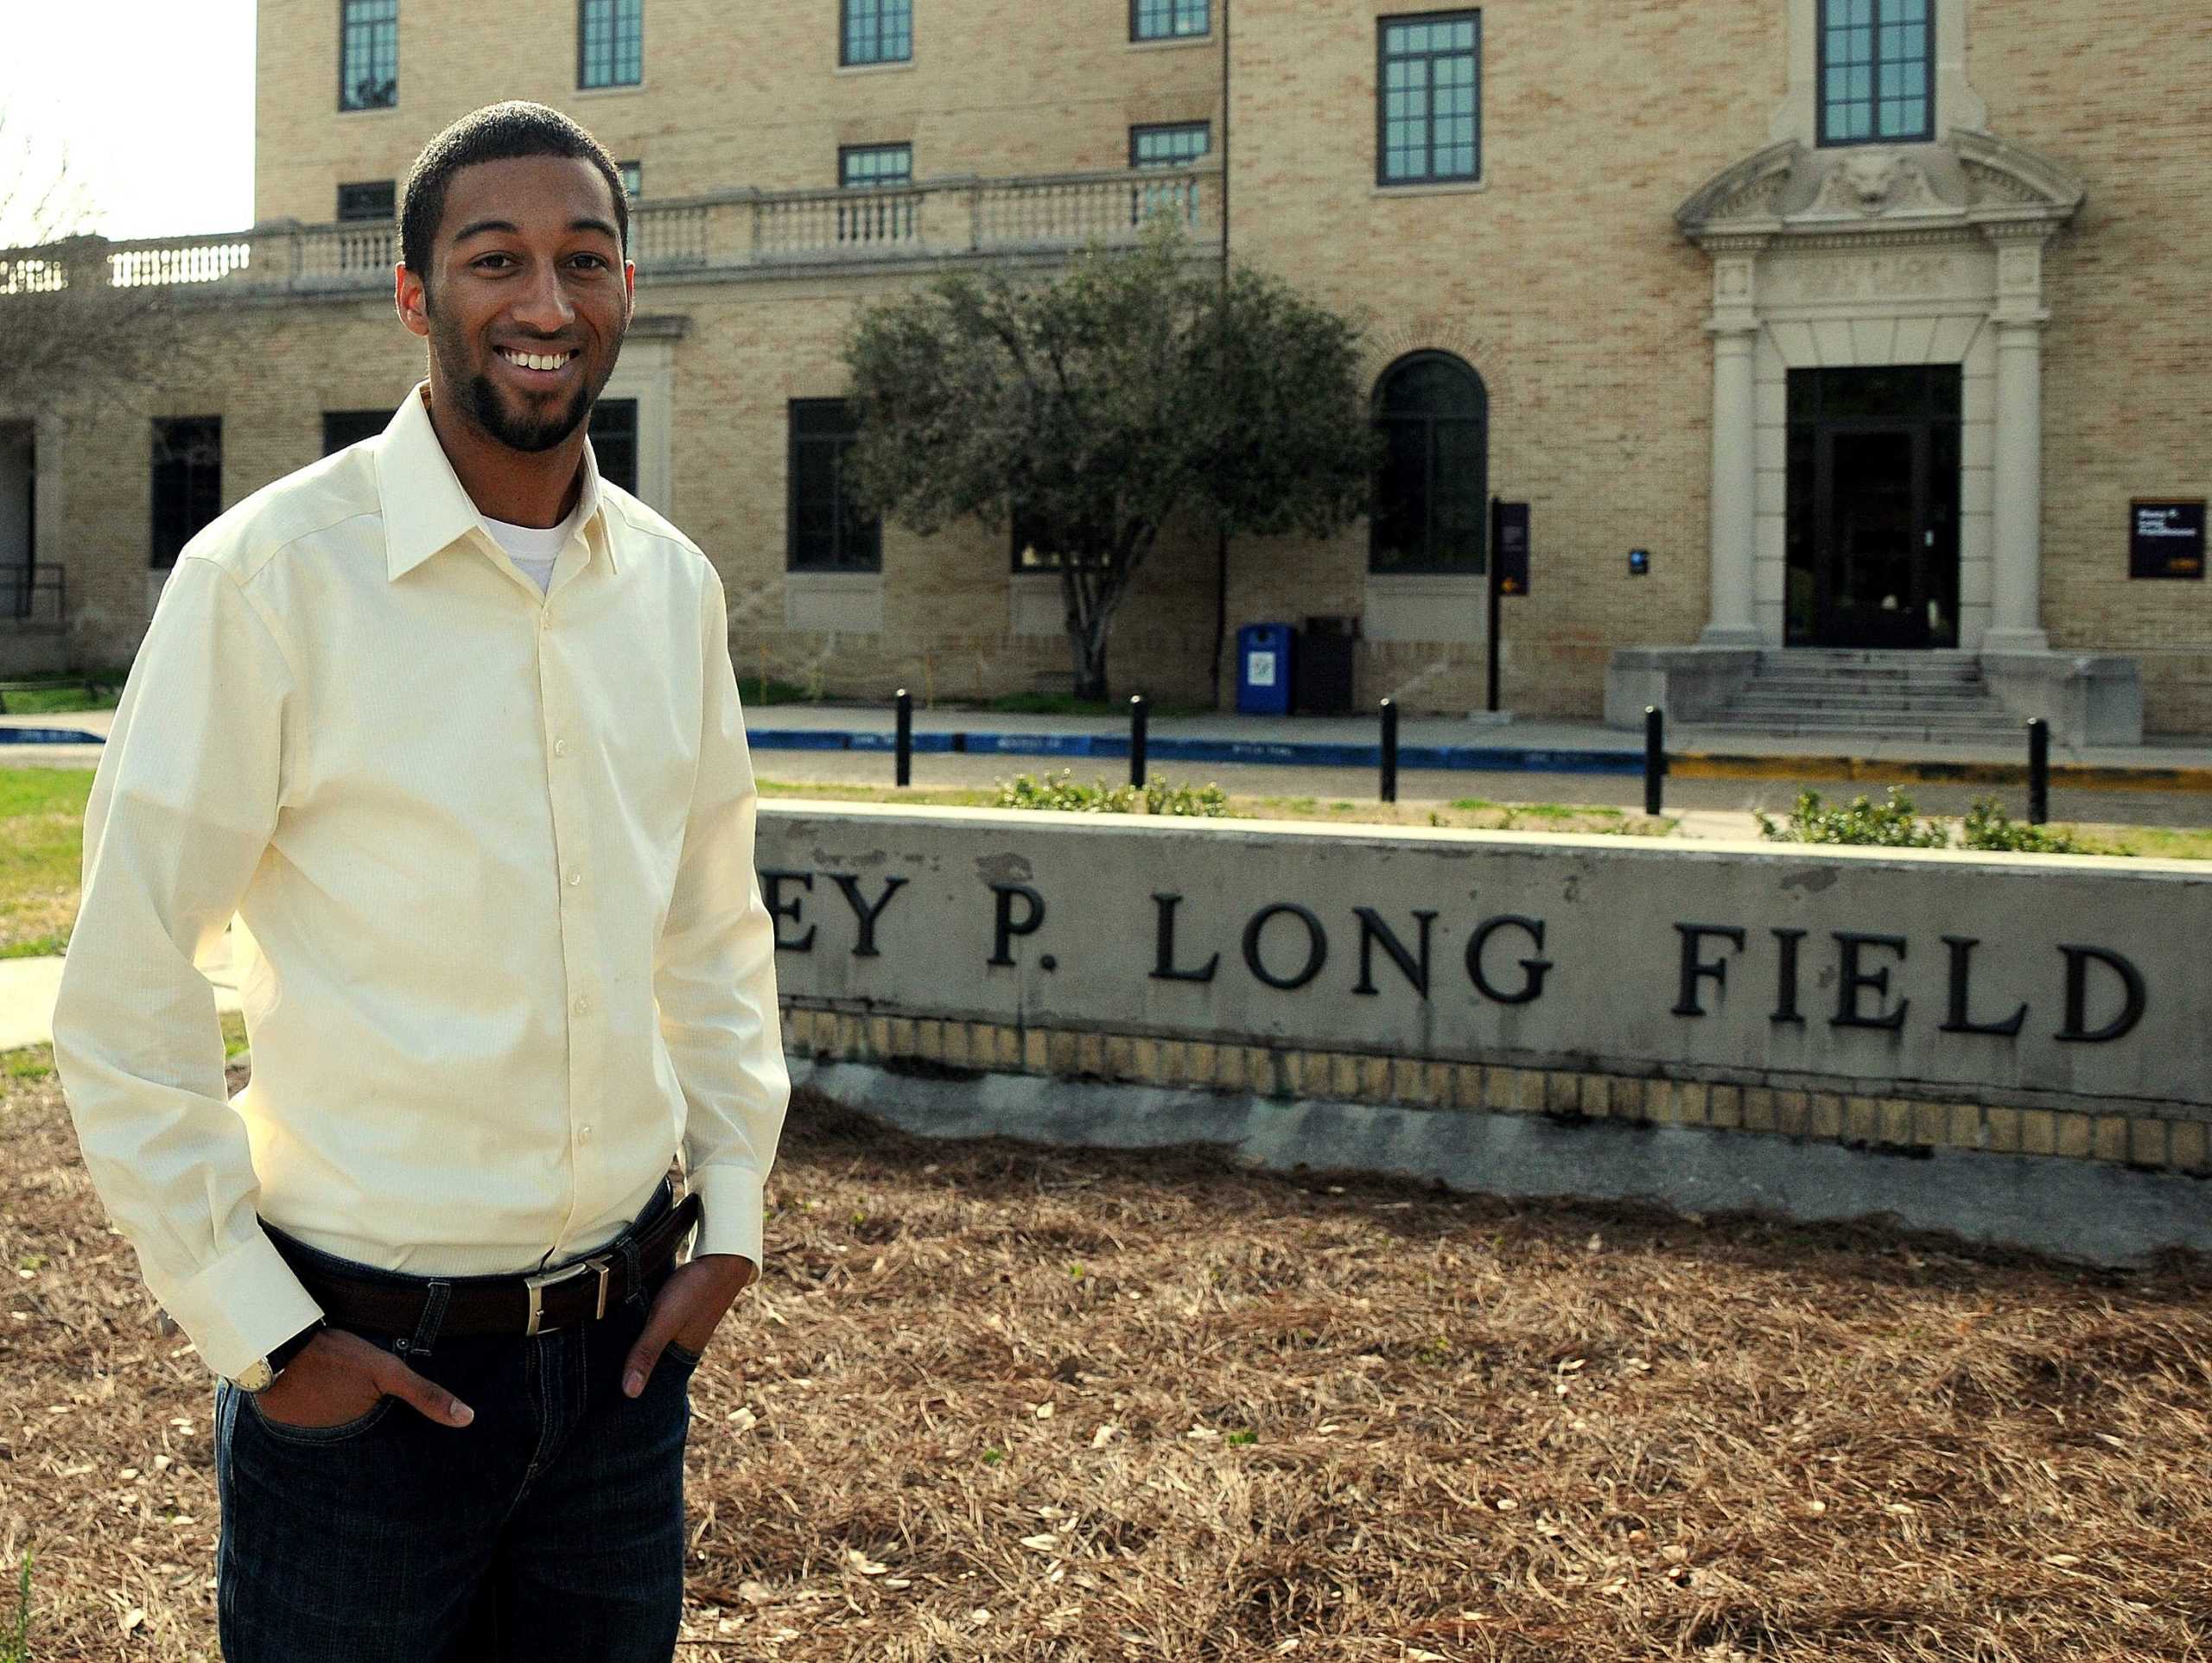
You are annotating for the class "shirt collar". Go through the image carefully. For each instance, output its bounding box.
[376,382,618,582]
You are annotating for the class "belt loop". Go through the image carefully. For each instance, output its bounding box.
[399,1280,452,1361]
[619,1228,647,1310]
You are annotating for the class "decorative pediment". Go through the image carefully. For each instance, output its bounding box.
[1678,131,2085,247]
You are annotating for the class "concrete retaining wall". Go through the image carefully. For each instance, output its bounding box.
[759,803,2211,1261]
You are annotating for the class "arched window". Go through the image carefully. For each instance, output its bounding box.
[1370,352,1488,574]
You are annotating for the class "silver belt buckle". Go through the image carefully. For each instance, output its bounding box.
[523,1254,614,1336]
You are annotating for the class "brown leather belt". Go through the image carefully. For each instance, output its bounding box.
[271,1191,702,1340]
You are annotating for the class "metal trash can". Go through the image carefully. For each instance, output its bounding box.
[1294,614,1358,716]
[1235,622,1294,716]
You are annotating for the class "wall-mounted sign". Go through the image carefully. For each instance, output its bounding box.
[1494,501,1530,596]
[2131,500,2205,581]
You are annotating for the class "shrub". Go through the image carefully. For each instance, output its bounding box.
[995,770,1230,817]
[1755,789,1950,848]
[1960,798,2086,854]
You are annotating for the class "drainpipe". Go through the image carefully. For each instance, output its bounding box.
[1205,0,1233,708]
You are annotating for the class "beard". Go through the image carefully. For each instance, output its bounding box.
[424,305,624,455]
[462,371,594,454]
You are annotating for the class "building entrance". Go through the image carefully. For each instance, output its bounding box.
[1785,366,1961,649]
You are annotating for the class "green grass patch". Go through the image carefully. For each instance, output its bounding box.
[0,768,92,958]
[0,680,121,716]
[978,691,1209,720]
[735,677,814,707]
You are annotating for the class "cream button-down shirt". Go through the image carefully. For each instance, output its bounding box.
[53,385,790,1381]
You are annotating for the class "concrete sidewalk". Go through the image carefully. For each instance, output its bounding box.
[0,952,244,1055]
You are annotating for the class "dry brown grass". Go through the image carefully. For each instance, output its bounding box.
[3,1062,2209,1661]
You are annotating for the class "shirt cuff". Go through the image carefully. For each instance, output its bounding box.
[688,1164,766,1270]
[157,1228,327,1381]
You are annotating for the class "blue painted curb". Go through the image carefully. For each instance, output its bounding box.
[744,726,1644,775]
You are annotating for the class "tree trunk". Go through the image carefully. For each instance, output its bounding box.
[1069,621,1109,703]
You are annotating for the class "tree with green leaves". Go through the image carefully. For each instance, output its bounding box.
[842,221,1376,702]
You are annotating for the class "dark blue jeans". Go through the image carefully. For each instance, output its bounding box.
[213,1182,698,1662]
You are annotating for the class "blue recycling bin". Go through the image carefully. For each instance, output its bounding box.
[1236,622,1294,716]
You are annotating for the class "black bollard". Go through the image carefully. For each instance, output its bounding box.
[2027,717,2049,826]
[1129,694,1149,789]
[1643,706,1665,816]
[1380,698,1399,804]
[895,688,912,789]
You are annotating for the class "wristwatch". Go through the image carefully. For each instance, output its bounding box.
[229,1319,327,1394]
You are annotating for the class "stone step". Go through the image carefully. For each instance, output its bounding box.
[1730,695,2001,714]
[1748,666,1985,682]
[1735,685,1993,702]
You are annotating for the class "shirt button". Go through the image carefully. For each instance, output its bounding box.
[568,870,582,886]
[579,1124,594,1141]
[554,739,569,758]
[573,994,589,1015]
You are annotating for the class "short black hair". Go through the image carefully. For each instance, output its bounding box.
[400,101,628,290]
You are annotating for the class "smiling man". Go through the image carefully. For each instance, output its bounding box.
[52,103,788,1662]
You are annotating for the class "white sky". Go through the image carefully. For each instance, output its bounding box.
[1,0,257,246]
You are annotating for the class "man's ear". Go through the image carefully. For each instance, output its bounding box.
[396,263,430,340]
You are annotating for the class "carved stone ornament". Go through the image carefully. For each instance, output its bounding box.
[1677,130,2085,250]
[1806,149,1946,218]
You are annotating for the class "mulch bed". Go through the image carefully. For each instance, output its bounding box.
[3,1063,2209,1660]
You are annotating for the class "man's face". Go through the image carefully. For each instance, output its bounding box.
[397,155,634,454]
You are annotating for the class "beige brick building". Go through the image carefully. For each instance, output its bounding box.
[3,0,2206,737]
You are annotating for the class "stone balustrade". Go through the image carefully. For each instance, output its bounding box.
[0,164,1224,301]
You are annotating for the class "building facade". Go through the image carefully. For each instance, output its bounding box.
[2,0,2206,734]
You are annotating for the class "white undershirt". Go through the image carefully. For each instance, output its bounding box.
[481,503,585,596]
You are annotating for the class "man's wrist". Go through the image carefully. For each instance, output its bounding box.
[265,1318,327,1376]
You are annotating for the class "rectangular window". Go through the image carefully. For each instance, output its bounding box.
[335,181,396,222]
[1819,0,1932,145]
[788,400,880,571]
[839,144,913,189]
[841,0,912,66]
[839,144,915,243]
[339,0,399,111]
[150,418,221,568]
[1131,122,1211,168]
[1131,0,1208,41]
[618,160,643,200]
[1377,11,1481,186]
[588,398,639,495]
[321,409,387,454]
[579,0,643,88]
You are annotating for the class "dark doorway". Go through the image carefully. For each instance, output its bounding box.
[1785,366,1961,649]
[0,424,32,621]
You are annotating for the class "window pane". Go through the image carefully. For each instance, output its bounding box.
[1430,418,1487,568]
[336,181,395,221]
[1377,10,1480,186]
[789,401,880,570]
[843,0,911,64]
[340,0,398,109]
[588,398,638,494]
[1134,123,1211,167]
[1370,354,1487,572]
[151,418,222,567]
[1370,419,1430,569]
[321,409,387,455]
[578,0,644,89]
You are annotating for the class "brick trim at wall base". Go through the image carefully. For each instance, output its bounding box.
[779,1005,2210,1265]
